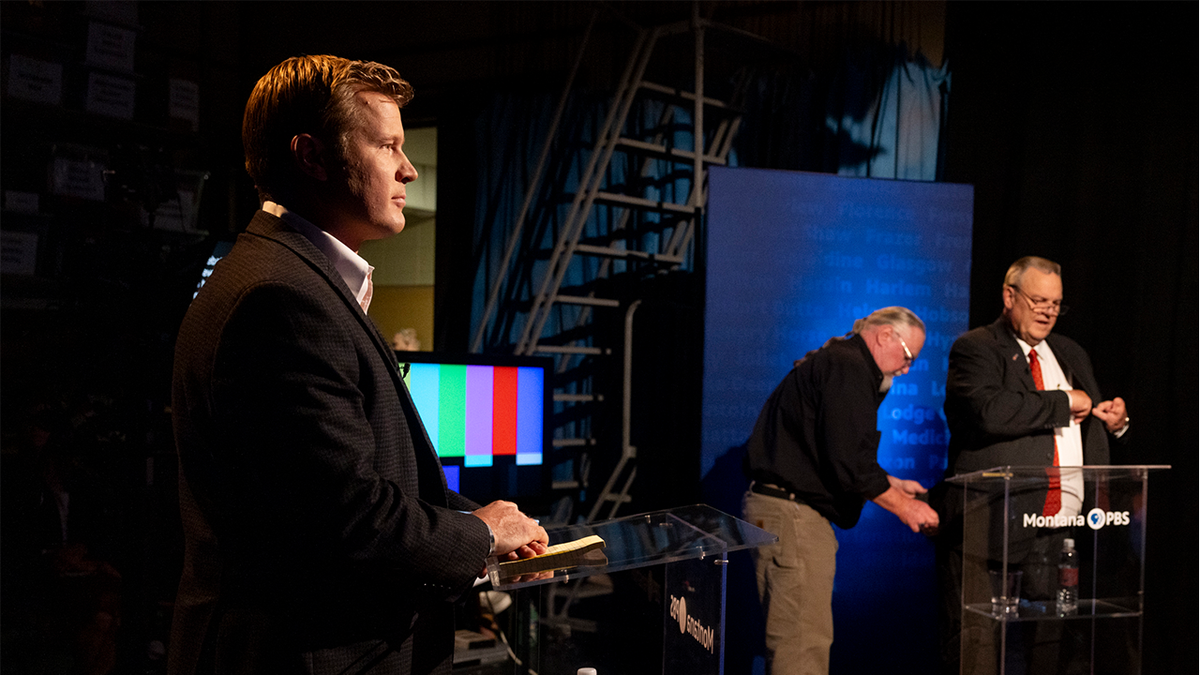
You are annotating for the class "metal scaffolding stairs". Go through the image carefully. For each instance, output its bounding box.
[472,11,744,524]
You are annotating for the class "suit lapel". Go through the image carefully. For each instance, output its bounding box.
[245,212,390,351]
[245,212,448,497]
[1045,334,1079,390]
[988,318,1037,391]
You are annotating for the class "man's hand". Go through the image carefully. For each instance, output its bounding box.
[890,493,940,534]
[873,484,940,534]
[888,475,928,499]
[1092,397,1129,433]
[1066,389,1092,424]
[473,500,548,558]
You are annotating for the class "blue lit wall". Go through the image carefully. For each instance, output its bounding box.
[702,166,973,673]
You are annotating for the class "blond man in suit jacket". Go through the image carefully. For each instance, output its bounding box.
[170,55,547,675]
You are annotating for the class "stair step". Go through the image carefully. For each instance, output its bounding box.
[592,191,697,215]
[553,294,620,308]
[552,437,594,448]
[640,80,733,110]
[573,244,684,265]
[613,136,726,165]
[554,393,602,403]
[535,345,607,355]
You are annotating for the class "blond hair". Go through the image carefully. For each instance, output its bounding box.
[242,54,414,201]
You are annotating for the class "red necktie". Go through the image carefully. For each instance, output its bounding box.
[1030,348,1061,516]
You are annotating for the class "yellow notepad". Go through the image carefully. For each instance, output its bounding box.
[496,534,607,575]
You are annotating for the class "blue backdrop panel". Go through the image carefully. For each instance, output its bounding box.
[702,166,973,673]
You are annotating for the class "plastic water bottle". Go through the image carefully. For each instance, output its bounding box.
[1057,537,1078,615]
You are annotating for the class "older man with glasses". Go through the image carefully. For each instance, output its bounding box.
[934,255,1130,675]
[742,306,938,675]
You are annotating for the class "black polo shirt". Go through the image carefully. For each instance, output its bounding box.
[745,333,893,529]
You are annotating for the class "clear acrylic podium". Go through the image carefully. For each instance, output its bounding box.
[479,505,776,675]
[947,465,1169,675]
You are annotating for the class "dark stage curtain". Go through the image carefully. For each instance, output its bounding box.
[737,42,950,181]
[942,4,1198,675]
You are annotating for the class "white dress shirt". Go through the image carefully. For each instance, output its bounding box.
[1016,337,1083,517]
[262,201,375,311]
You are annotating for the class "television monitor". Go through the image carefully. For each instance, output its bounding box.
[397,351,552,511]
[193,239,234,299]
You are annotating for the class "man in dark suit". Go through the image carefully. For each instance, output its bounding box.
[936,256,1129,674]
[943,257,1127,474]
[169,55,548,675]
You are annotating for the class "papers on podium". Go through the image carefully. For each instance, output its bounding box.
[495,534,607,577]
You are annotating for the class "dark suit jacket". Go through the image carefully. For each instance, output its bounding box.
[170,211,490,675]
[944,316,1110,475]
[935,317,1113,559]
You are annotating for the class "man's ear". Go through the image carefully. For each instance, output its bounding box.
[877,323,894,345]
[291,133,329,181]
[1001,286,1016,311]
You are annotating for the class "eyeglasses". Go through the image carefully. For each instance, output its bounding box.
[1010,285,1070,316]
[897,334,914,365]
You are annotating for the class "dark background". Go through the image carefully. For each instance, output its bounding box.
[943,7,1197,674]
[2,2,1194,674]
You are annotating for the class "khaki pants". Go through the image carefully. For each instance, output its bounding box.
[743,490,838,675]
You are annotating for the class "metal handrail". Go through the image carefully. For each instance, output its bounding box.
[471,10,599,354]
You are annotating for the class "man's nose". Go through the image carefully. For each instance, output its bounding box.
[398,158,418,183]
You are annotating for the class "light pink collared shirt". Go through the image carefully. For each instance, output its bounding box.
[262,201,375,312]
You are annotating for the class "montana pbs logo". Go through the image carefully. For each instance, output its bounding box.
[1025,508,1130,529]
[1087,507,1131,530]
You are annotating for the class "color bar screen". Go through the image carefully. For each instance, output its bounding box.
[405,363,544,467]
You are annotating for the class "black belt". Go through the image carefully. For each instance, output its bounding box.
[750,481,804,504]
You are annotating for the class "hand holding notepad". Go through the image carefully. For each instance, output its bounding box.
[495,534,607,576]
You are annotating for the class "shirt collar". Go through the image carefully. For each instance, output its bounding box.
[1014,335,1051,361]
[848,333,887,393]
[262,201,374,309]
